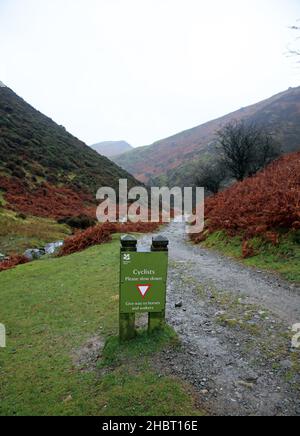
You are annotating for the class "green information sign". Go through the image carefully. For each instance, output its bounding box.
[120,252,168,314]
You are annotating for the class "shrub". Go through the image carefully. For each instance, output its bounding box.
[0,255,29,272]
[59,221,160,257]
[16,213,27,220]
[12,167,26,179]
[191,151,300,246]
[6,162,17,172]
[46,175,57,184]
[57,215,97,230]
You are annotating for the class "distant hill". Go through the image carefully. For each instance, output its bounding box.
[0,85,140,219]
[114,87,300,186]
[91,141,133,158]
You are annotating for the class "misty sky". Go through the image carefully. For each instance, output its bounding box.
[0,0,299,147]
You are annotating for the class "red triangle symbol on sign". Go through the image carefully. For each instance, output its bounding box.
[136,284,152,298]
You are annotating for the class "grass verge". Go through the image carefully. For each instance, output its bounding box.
[201,231,300,283]
[0,235,203,416]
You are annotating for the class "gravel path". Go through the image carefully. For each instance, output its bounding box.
[139,221,300,416]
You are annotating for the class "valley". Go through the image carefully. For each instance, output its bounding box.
[90,141,133,158]
[114,87,300,186]
[1,0,299,419]
[0,83,299,418]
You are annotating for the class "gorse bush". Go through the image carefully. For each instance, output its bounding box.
[16,213,27,220]
[57,215,97,230]
[11,167,26,179]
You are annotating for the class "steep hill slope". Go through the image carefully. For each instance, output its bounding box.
[192,151,300,242]
[114,87,300,186]
[0,85,140,218]
[190,151,300,281]
[90,140,133,158]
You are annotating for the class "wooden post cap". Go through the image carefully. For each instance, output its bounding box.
[120,234,137,249]
[151,235,169,251]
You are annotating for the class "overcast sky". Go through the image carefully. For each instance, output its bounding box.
[0,0,299,147]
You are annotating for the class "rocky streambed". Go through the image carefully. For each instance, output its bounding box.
[0,240,64,263]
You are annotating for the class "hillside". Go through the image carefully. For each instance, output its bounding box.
[114,87,300,186]
[90,140,133,158]
[191,151,300,280]
[192,151,300,242]
[0,85,139,218]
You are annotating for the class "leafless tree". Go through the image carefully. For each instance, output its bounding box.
[216,121,280,182]
[195,160,227,194]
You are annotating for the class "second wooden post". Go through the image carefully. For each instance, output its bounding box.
[148,235,169,333]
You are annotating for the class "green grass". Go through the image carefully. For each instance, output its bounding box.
[202,231,300,283]
[0,209,71,255]
[100,326,179,368]
[0,235,203,416]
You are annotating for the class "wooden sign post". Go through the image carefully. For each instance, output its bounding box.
[119,235,169,342]
[120,235,138,342]
[149,235,169,333]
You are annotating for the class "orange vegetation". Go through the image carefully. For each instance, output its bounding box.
[191,152,300,246]
[0,176,96,219]
[59,222,160,257]
[0,255,29,272]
